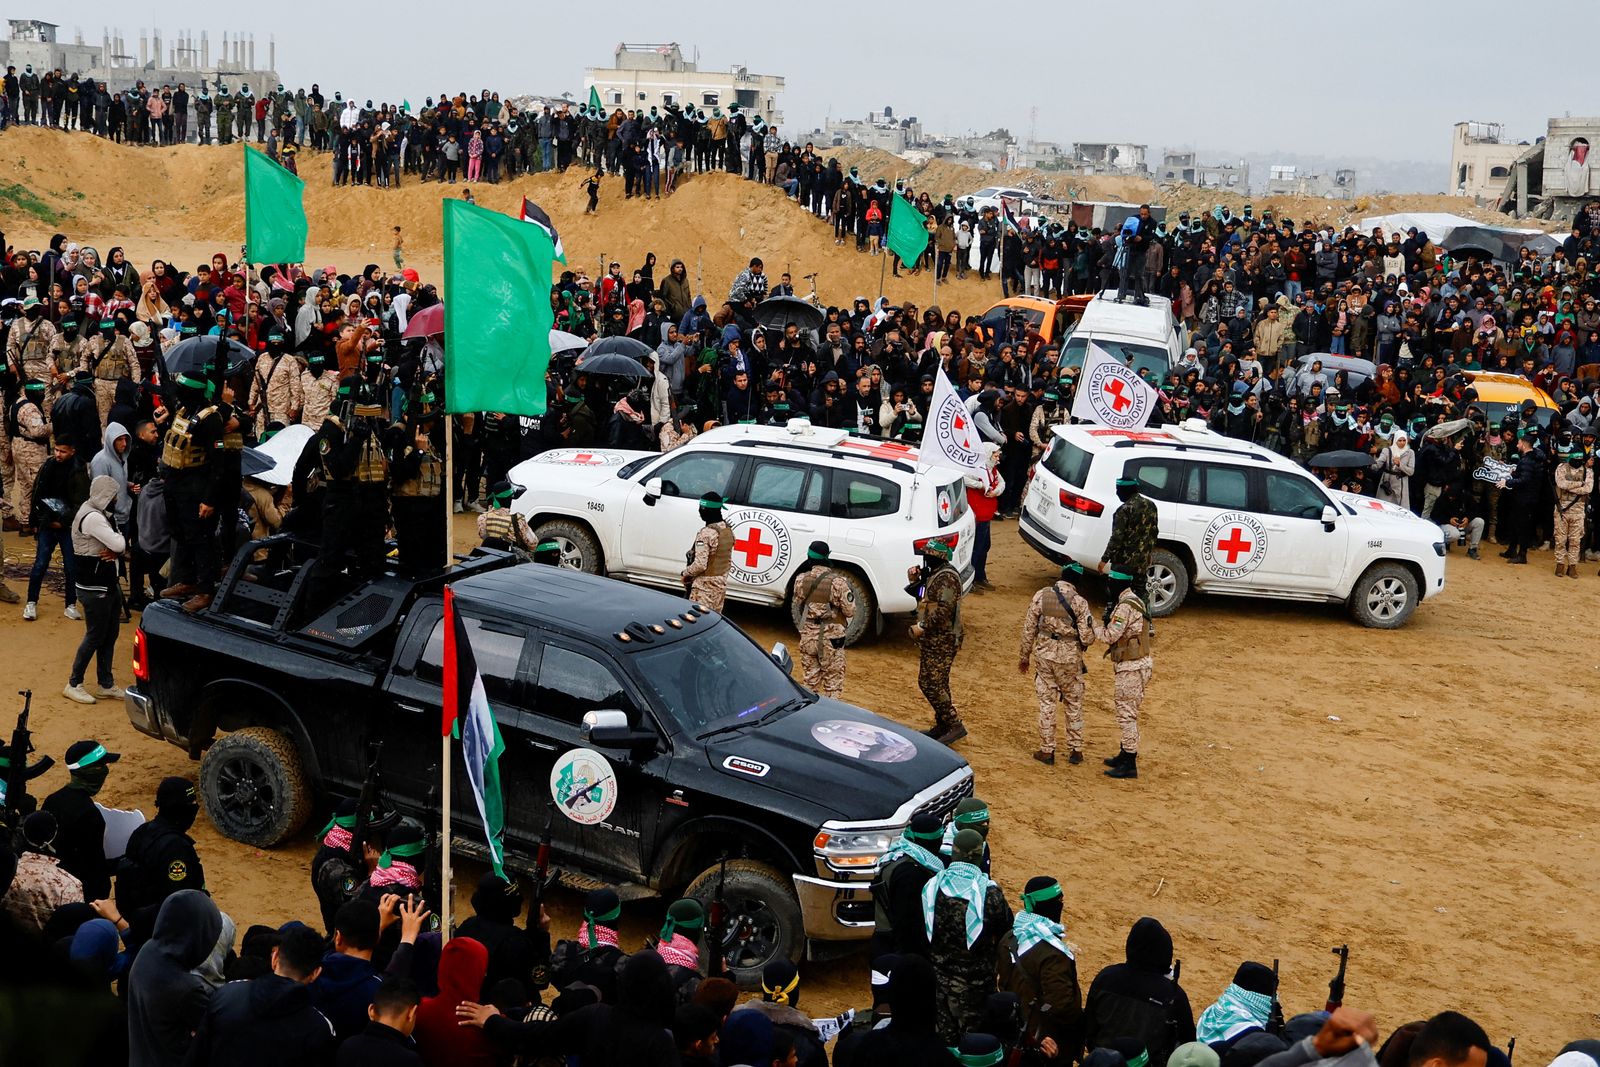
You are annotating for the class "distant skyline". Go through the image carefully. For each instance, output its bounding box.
[26,0,1595,170]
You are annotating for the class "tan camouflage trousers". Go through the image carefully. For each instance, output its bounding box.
[1112,658,1152,754]
[689,574,727,614]
[9,441,47,530]
[799,621,846,698]
[94,380,119,430]
[1554,509,1585,566]
[1034,655,1084,755]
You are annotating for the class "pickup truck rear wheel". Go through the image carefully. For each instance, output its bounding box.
[199,727,312,847]
[788,569,875,647]
[1146,548,1189,617]
[532,519,602,574]
[685,859,804,990]
[1348,562,1417,629]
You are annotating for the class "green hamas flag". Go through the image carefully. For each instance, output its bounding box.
[589,85,603,112]
[887,193,929,267]
[243,144,307,264]
[443,199,555,417]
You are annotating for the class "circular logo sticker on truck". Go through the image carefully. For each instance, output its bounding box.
[551,748,617,826]
[1200,512,1268,580]
[724,509,792,586]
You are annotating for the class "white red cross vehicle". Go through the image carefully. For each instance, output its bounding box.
[507,421,976,644]
[1018,419,1447,628]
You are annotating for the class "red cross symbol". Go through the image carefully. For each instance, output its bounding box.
[838,439,916,460]
[1216,527,1253,564]
[734,526,775,568]
[570,452,599,464]
[1103,377,1133,412]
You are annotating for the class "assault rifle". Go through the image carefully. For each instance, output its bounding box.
[1267,959,1285,1037]
[706,852,730,979]
[349,741,385,863]
[1325,945,1349,1011]
[2,691,52,826]
[531,802,558,905]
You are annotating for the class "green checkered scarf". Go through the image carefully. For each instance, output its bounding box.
[1013,911,1072,959]
[921,862,993,947]
[881,836,944,875]
[1196,983,1272,1044]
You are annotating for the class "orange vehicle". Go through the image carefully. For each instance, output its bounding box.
[976,294,1091,347]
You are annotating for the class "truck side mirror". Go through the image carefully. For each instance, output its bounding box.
[643,476,663,506]
[770,641,794,675]
[582,709,653,751]
[1321,504,1338,532]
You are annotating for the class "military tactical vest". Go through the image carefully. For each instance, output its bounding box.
[1106,598,1152,663]
[161,406,217,469]
[354,435,388,484]
[1039,581,1089,644]
[393,454,443,498]
[799,568,842,624]
[482,509,528,548]
[706,523,733,575]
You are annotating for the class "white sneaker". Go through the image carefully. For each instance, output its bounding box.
[22,602,37,621]
[453,502,465,514]
[92,684,125,700]
[62,683,96,705]
[63,605,82,621]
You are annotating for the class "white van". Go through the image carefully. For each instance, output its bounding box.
[1058,291,1186,381]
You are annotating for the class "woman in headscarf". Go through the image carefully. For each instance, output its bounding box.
[1374,429,1415,509]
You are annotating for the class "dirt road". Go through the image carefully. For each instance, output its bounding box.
[4,516,1596,1056]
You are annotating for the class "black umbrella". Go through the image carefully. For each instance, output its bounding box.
[574,336,652,378]
[163,335,256,379]
[753,295,824,332]
[1309,449,1373,469]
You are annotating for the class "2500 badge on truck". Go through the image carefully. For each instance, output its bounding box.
[125,539,973,980]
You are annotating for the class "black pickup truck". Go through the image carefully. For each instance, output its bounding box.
[125,536,974,974]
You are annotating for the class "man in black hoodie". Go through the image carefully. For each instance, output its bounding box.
[851,954,961,1067]
[1083,916,1195,1067]
[187,924,336,1067]
[127,889,223,1067]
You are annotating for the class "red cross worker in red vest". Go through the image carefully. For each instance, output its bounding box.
[681,491,733,613]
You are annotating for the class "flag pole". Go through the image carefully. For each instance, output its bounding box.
[440,724,453,942]
[878,176,895,302]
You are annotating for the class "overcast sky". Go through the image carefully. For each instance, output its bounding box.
[39,0,1594,163]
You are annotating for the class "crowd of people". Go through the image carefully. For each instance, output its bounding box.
[5,739,1578,1067]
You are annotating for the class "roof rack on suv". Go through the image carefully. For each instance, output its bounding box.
[728,436,918,474]
[1109,438,1271,462]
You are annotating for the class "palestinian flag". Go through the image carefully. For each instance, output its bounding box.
[443,584,507,878]
[520,197,567,263]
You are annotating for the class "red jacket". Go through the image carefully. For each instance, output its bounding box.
[967,468,1001,522]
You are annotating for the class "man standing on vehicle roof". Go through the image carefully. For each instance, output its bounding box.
[794,540,854,699]
[1096,570,1152,780]
[157,372,227,614]
[1021,561,1099,766]
[681,491,733,613]
[907,537,966,745]
[478,480,535,555]
[1099,476,1157,601]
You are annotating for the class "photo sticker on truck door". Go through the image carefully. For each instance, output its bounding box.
[551,747,618,826]
[723,510,792,586]
[1200,512,1269,580]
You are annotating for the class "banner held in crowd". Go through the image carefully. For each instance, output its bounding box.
[925,368,984,472]
[1071,342,1157,429]
[242,143,308,265]
[887,193,929,269]
[443,199,556,417]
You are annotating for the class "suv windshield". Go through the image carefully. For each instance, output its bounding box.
[1060,336,1169,379]
[633,621,805,736]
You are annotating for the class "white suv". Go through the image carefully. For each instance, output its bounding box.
[1019,420,1447,628]
[506,421,975,644]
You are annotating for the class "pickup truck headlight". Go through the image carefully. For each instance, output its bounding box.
[813,827,898,870]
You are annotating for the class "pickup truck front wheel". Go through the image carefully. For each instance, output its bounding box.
[532,519,602,574]
[199,727,312,847]
[685,859,804,990]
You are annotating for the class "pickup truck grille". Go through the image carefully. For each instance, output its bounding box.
[914,772,974,824]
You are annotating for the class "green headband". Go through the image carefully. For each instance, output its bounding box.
[378,838,427,868]
[807,548,828,562]
[1126,1051,1150,1067]
[66,744,110,771]
[1062,562,1085,577]
[948,1047,1006,1067]
[1106,569,1136,582]
[698,495,723,510]
[535,539,561,554]
[659,909,705,942]
[955,807,990,825]
[922,539,952,560]
[175,373,215,396]
[1115,477,1140,488]
[1021,882,1063,912]
[905,824,944,843]
[584,903,622,924]
[318,812,358,838]
[493,486,517,502]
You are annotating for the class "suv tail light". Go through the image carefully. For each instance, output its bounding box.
[913,533,960,553]
[1058,489,1105,517]
[132,627,149,683]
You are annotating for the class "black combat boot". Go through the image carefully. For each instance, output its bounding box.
[1104,753,1138,779]
[1102,748,1131,768]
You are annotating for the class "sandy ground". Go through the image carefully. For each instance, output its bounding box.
[4,512,1598,1055]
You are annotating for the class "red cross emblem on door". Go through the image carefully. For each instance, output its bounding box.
[733,526,775,568]
[1102,377,1133,412]
[1215,527,1253,564]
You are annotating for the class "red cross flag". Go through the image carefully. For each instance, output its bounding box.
[1070,342,1157,430]
[925,368,984,473]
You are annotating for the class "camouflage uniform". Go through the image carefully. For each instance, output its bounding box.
[1096,589,1153,754]
[1101,490,1158,598]
[796,565,854,698]
[928,871,1012,1044]
[1020,579,1097,757]
[90,334,136,429]
[7,318,60,397]
[478,506,535,553]
[1554,461,1593,571]
[7,394,51,526]
[681,520,732,612]
[251,350,305,435]
[913,561,964,734]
